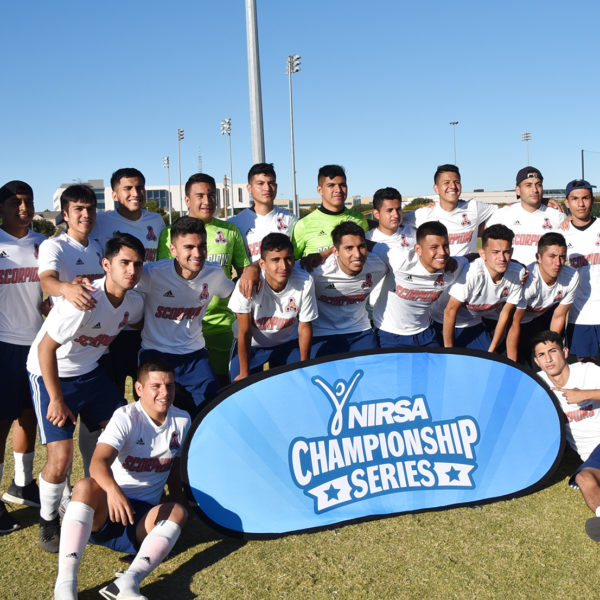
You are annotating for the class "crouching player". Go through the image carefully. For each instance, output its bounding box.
[228,233,318,381]
[53,358,190,600]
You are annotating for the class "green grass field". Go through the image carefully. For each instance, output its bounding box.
[2,389,598,600]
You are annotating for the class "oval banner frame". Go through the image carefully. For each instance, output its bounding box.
[182,348,565,539]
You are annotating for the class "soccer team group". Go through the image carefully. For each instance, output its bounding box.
[1,161,600,598]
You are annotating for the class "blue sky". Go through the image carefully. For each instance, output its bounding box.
[2,0,599,209]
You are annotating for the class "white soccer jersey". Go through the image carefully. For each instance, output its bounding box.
[230,207,297,262]
[447,258,525,326]
[26,277,144,377]
[365,224,416,249]
[310,253,387,336]
[98,401,190,505]
[563,218,600,325]
[371,245,466,335]
[485,203,565,265]
[537,362,600,461]
[228,268,317,347]
[517,262,579,324]
[137,260,234,354]
[38,232,104,303]
[0,228,45,345]
[92,209,165,263]
[404,199,496,255]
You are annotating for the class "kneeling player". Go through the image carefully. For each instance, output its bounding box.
[228,233,318,381]
[53,358,190,600]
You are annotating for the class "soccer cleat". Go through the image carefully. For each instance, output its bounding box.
[99,581,148,600]
[0,501,20,535]
[54,579,77,600]
[39,515,61,553]
[585,517,600,542]
[2,479,41,507]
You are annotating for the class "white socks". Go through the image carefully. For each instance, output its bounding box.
[39,473,66,521]
[54,501,94,600]
[13,451,34,486]
[595,505,600,518]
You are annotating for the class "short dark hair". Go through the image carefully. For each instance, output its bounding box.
[260,232,293,258]
[331,221,366,247]
[248,163,276,183]
[60,184,97,212]
[0,180,33,205]
[185,173,216,197]
[110,168,145,190]
[170,216,206,242]
[537,232,566,255]
[416,221,448,243]
[104,232,145,262]
[481,224,514,248]
[137,357,175,383]
[373,187,402,211]
[434,164,460,184]
[318,164,346,184]
[531,330,564,353]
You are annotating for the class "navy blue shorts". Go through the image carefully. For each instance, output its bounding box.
[432,321,491,352]
[0,340,33,420]
[566,323,600,360]
[89,498,154,554]
[569,442,600,488]
[376,324,440,349]
[311,329,378,359]
[229,339,301,381]
[29,365,125,445]
[108,329,142,388]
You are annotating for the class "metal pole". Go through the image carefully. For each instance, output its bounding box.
[245,0,265,163]
[177,129,184,214]
[228,133,234,218]
[449,121,458,164]
[162,156,172,225]
[582,149,585,180]
[288,55,301,217]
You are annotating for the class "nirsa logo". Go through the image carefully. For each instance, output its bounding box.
[288,370,480,513]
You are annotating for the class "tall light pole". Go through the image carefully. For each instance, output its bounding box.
[162,156,172,224]
[245,0,265,163]
[522,131,532,165]
[449,121,458,164]
[287,54,301,216]
[177,128,184,213]
[221,118,234,218]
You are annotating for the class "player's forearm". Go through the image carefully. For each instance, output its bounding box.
[236,331,252,379]
[298,322,313,361]
[550,306,569,335]
[488,305,514,353]
[442,304,459,347]
[39,271,66,298]
[505,321,520,362]
[38,341,63,404]
[89,456,120,495]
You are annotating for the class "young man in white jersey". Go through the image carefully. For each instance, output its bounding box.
[230,163,297,262]
[53,358,190,600]
[27,234,145,553]
[137,217,234,416]
[0,181,46,532]
[486,167,565,265]
[404,164,496,255]
[442,224,525,353]
[561,179,600,362]
[228,233,317,381]
[532,330,600,542]
[310,222,386,357]
[506,232,579,365]
[92,168,165,396]
[372,221,466,348]
[366,187,415,249]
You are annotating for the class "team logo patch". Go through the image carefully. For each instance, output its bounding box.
[596,234,600,247]
[76,258,84,265]
[163,290,175,297]
[461,213,472,226]
[361,273,373,289]
[433,274,445,287]
[285,297,299,312]
[146,226,157,241]
[170,431,181,450]
[542,218,553,230]
[118,311,130,328]
[400,235,410,248]
[0,250,8,258]
[277,217,287,232]
[33,243,39,259]
[92,322,102,329]
[199,284,209,301]
[554,290,563,302]
[215,230,227,244]
[501,286,509,298]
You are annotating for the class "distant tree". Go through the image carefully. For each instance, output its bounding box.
[300,203,318,218]
[31,218,56,237]
[146,200,166,216]
[162,211,181,226]
[403,197,431,211]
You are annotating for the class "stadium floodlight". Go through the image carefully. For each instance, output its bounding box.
[162,156,172,224]
[220,119,234,218]
[522,131,532,165]
[287,54,301,216]
[176,129,184,213]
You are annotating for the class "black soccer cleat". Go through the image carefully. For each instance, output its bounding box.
[99,581,148,600]
[2,479,41,508]
[39,515,60,553]
[0,501,20,535]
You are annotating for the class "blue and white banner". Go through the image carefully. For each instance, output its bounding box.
[183,349,564,538]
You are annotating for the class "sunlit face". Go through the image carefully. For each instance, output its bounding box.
[537,244,566,282]
[373,198,402,236]
[185,182,216,222]
[480,238,513,280]
[564,188,593,225]
[433,171,461,207]
[247,173,277,209]
[102,246,144,291]
[533,341,569,378]
[333,234,367,276]
[113,176,146,219]
[0,193,34,235]
[415,234,449,273]
[135,370,176,423]
[516,176,543,211]
[170,232,207,279]
[318,176,348,211]
[259,247,295,290]
[63,200,96,241]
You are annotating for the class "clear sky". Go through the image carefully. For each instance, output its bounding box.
[3,0,600,209]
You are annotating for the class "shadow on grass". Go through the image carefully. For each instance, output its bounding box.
[540,444,581,489]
